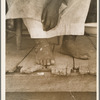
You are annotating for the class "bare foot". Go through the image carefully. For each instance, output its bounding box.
[74,51,96,75]
[88,51,96,75]
[34,39,55,66]
[18,47,43,74]
[73,36,96,75]
[20,64,42,74]
[74,58,89,74]
[61,36,90,60]
[48,46,73,76]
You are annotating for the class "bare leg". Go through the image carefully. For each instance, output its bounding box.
[6,19,15,31]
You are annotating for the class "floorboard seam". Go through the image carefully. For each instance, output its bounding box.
[17,46,35,67]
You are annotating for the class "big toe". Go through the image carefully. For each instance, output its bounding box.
[46,59,55,66]
[46,59,51,66]
[80,54,90,60]
[51,59,55,65]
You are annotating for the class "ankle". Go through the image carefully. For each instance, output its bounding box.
[63,36,77,41]
[34,39,51,53]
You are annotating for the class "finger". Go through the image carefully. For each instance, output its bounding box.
[50,18,58,29]
[44,17,51,31]
[40,60,43,65]
[49,21,56,30]
[47,59,51,66]
[41,9,47,24]
[45,22,51,31]
[53,19,58,27]
[49,22,54,30]
[67,68,71,75]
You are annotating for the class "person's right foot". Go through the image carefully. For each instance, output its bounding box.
[61,36,90,60]
[34,39,55,66]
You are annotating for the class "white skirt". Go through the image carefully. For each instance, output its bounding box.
[7,0,91,38]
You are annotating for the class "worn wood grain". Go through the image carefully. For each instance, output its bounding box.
[6,92,96,100]
[18,47,43,73]
[6,73,96,92]
[6,36,35,72]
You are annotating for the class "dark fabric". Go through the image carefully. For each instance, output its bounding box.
[86,0,97,22]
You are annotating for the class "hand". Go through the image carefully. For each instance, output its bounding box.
[41,1,60,31]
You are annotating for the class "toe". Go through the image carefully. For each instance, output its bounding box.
[67,68,71,75]
[51,67,56,74]
[55,67,66,75]
[79,66,89,74]
[47,59,51,66]
[89,67,96,75]
[80,54,89,60]
[51,59,55,65]
[43,60,47,66]
[40,60,43,65]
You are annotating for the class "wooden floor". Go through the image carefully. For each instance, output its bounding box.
[6,92,96,100]
[6,32,96,92]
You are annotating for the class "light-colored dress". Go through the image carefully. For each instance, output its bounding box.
[6,0,91,38]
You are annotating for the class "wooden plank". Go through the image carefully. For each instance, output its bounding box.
[6,31,15,40]
[6,36,35,73]
[6,92,96,100]
[18,47,43,73]
[6,73,96,92]
[74,36,96,75]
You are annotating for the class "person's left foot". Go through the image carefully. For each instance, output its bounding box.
[61,36,90,60]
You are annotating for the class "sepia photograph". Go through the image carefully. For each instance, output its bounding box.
[2,0,98,99]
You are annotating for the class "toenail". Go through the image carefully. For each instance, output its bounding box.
[80,55,88,60]
[51,60,55,64]
[40,48,43,51]
[47,63,50,65]
[87,70,89,73]
[83,55,88,58]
